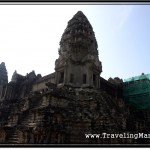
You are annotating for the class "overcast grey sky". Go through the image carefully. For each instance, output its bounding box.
[0,4,149,82]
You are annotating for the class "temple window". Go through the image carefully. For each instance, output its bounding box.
[70,74,74,83]
[93,74,96,86]
[83,74,86,84]
[59,72,64,83]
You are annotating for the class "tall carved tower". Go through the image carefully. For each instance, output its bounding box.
[55,11,102,88]
[0,62,8,86]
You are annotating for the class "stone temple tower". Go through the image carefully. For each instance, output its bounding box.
[55,11,102,88]
[0,62,8,86]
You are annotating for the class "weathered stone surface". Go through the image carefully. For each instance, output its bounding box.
[0,11,149,145]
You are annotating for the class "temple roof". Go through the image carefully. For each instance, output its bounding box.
[35,72,55,84]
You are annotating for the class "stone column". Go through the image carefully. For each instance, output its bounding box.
[8,85,13,100]
[0,86,3,99]
[55,72,59,85]
[4,85,8,99]
[64,67,67,85]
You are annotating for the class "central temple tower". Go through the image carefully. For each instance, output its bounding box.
[55,11,102,88]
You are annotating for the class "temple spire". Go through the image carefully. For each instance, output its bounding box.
[59,10,98,62]
[0,62,8,85]
[55,11,102,88]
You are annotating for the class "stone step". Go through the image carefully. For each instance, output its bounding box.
[9,135,19,138]
[8,142,20,144]
[22,117,31,120]
[9,131,20,137]
[8,141,20,144]
[21,118,33,122]
[20,115,33,122]
[7,122,17,125]
[8,139,20,142]
[8,138,19,141]
[10,134,18,137]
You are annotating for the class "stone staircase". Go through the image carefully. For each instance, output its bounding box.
[20,111,33,126]
[39,101,48,109]
[5,120,17,127]
[7,130,20,144]
[19,110,46,127]
[33,98,49,110]
[29,95,42,110]
[35,111,45,126]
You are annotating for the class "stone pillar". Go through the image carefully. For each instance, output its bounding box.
[0,86,3,99]
[55,72,59,85]
[1,85,5,98]
[64,67,67,85]
[4,85,8,99]
[8,85,13,100]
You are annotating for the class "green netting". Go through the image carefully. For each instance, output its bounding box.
[123,77,150,109]
[124,93,150,110]
[123,81,150,96]
[124,74,150,82]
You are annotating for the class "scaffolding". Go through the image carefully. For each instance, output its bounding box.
[123,74,150,110]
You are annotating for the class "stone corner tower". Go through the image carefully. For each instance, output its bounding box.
[0,62,8,86]
[55,11,102,88]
